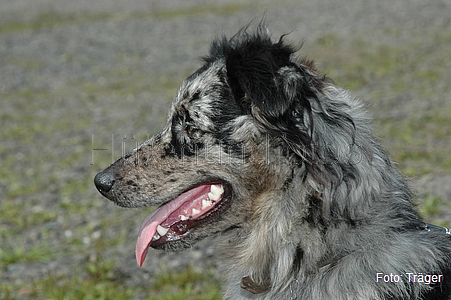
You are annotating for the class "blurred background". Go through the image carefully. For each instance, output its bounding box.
[1,0,450,299]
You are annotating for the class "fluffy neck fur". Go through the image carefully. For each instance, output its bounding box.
[220,85,434,299]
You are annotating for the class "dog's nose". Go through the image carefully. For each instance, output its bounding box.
[94,170,114,194]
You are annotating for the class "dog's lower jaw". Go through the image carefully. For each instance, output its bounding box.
[149,231,206,252]
[136,181,235,266]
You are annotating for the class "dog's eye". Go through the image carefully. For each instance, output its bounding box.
[192,91,201,101]
[185,123,195,136]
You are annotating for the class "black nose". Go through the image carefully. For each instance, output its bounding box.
[94,170,114,194]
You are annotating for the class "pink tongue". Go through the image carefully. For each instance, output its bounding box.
[135,184,211,267]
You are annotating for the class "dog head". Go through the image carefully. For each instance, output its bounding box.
[94,25,354,267]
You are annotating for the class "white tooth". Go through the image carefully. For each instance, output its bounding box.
[210,184,224,195]
[152,234,161,241]
[192,208,200,216]
[208,192,221,201]
[180,215,188,221]
[202,199,212,209]
[156,225,169,236]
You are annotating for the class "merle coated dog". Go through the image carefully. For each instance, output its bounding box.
[94,25,451,299]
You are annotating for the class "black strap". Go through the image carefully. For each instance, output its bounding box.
[424,223,451,235]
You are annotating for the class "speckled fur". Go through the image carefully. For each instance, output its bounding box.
[95,25,451,299]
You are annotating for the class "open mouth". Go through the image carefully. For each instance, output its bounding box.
[135,182,231,266]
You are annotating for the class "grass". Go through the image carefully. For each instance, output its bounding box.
[308,32,450,94]
[0,264,221,300]
[0,241,60,266]
[0,200,58,233]
[376,104,451,176]
[420,194,451,227]
[0,4,252,35]
[149,266,222,300]
[1,261,137,300]
[420,195,445,219]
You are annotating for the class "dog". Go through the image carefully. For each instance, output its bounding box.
[94,24,451,299]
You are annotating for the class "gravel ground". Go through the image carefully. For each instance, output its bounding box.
[1,0,451,298]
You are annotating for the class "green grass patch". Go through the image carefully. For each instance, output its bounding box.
[151,3,249,20]
[420,194,445,219]
[0,4,251,35]
[375,104,451,176]
[0,240,60,267]
[0,11,80,34]
[1,264,221,300]
[0,56,45,71]
[419,194,450,227]
[80,67,188,100]
[146,266,222,300]
[306,30,449,93]
[0,201,57,232]
[18,271,137,300]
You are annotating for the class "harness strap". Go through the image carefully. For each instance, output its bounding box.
[424,223,451,235]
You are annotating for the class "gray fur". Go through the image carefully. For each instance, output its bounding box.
[94,26,451,299]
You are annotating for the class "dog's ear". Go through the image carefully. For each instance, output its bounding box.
[224,36,301,118]
[222,34,319,139]
[208,30,324,164]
